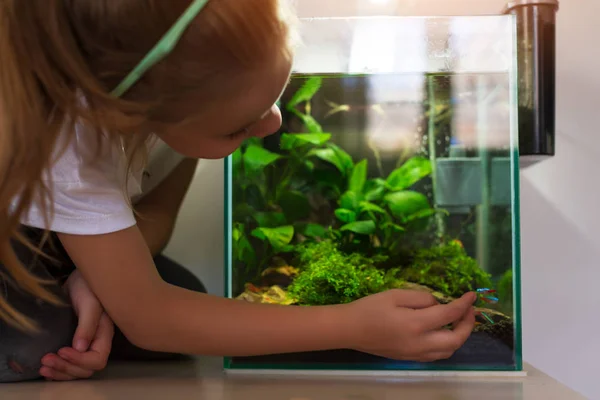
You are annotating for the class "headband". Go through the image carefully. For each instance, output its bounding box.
[111,0,210,97]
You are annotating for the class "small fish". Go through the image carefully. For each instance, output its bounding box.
[323,100,386,119]
[324,100,350,118]
[480,312,495,325]
[480,297,498,304]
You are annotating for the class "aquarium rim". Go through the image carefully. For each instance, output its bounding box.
[299,15,515,22]
[289,69,517,76]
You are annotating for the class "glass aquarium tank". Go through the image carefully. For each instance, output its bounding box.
[224,14,522,375]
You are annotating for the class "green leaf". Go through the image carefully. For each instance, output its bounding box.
[300,114,323,133]
[279,191,311,221]
[236,235,256,265]
[291,110,323,133]
[302,223,328,238]
[340,220,376,235]
[329,144,355,174]
[243,145,282,175]
[310,148,343,172]
[359,201,386,214]
[309,144,354,175]
[244,137,262,147]
[403,208,437,223]
[253,212,286,227]
[251,226,294,250]
[244,184,266,210]
[381,221,405,232]
[334,208,357,223]
[384,191,432,219]
[348,159,368,194]
[231,147,242,175]
[233,224,257,265]
[232,224,243,241]
[280,133,331,150]
[286,77,323,110]
[364,178,386,202]
[340,191,361,211]
[233,203,256,220]
[314,168,344,193]
[280,244,295,253]
[386,157,432,191]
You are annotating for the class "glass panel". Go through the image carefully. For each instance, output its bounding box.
[225,15,521,372]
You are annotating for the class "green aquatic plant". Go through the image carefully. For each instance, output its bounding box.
[496,269,514,314]
[230,77,343,283]
[329,156,444,255]
[231,75,449,292]
[288,240,400,306]
[398,240,492,298]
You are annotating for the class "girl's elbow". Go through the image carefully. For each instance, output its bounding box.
[115,316,163,352]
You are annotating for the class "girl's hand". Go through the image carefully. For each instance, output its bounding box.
[40,270,114,381]
[345,289,477,362]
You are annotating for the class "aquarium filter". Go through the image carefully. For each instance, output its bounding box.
[503,0,559,165]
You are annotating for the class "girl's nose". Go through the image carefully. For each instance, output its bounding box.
[249,104,282,139]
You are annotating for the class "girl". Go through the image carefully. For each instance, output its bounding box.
[0,0,477,382]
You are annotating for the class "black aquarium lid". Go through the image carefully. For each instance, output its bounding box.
[502,0,559,13]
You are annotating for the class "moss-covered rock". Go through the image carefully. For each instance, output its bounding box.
[287,240,398,305]
[398,240,492,298]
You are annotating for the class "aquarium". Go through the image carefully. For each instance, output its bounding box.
[224,14,522,374]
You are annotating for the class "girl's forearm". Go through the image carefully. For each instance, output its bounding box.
[60,226,355,358]
[132,284,355,357]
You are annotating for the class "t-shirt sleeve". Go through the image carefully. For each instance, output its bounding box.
[19,126,139,236]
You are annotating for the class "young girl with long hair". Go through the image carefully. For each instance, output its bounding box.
[0,0,476,382]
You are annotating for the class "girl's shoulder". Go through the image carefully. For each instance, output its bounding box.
[18,123,140,235]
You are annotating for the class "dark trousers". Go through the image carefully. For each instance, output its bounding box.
[0,227,206,383]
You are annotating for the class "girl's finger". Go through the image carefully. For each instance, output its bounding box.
[41,355,93,379]
[39,366,77,381]
[421,307,476,354]
[89,313,114,356]
[417,292,477,331]
[58,313,114,371]
[71,298,103,352]
[388,289,439,309]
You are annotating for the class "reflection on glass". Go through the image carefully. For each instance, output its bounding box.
[225,15,521,373]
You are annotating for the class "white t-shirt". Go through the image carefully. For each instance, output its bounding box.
[17,123,185,235]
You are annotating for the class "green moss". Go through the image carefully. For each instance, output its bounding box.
[288,240,399,305]
[398,241,492,298]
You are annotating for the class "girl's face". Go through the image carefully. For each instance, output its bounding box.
[157,54,293,159]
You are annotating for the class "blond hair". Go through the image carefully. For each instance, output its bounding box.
[0,0,297,332]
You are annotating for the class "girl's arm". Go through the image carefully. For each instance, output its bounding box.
[57,227,352,356]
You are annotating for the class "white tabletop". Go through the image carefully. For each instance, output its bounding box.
[0,357,588,400]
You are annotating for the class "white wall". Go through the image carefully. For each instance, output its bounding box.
[164,1,598,398]
[163,159,225,296]
[520,2,600,399]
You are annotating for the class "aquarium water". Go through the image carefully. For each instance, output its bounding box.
[224,71,521,373]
